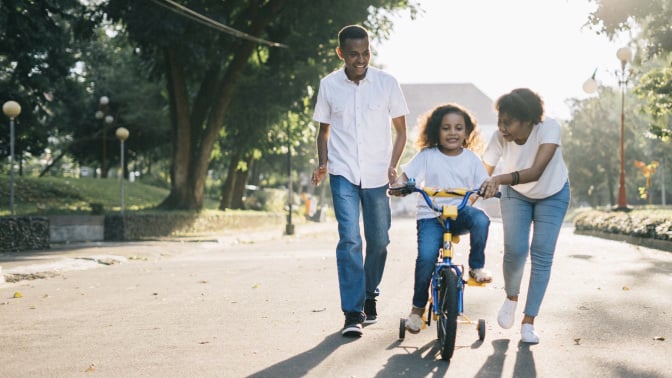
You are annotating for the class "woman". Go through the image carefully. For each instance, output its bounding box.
[479,88,570,344]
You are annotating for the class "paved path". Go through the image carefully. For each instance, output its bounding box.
[0,217,670,377]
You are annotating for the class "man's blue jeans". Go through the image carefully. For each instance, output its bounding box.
[412,206,490,308]
[329,175,390,314]
[500,182,570,317]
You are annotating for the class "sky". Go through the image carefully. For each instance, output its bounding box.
[374,0,633,120]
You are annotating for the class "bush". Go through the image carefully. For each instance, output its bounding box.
[574,209,672,241]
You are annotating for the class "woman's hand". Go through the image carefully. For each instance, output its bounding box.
[479,177,500,199]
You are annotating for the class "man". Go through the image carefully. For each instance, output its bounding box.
[311,24,408,337]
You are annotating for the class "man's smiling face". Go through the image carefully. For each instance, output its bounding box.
[337,37,370,82]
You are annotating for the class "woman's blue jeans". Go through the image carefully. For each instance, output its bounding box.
[500,182,570,317]
[412,206,490,309]
[329,175,390,314]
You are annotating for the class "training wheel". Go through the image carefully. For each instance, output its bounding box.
[399,318,406,339]
[477,318,486,341]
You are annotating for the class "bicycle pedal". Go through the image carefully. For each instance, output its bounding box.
[467,277,488,287]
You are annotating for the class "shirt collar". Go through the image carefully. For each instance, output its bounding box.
[340,67,372,84]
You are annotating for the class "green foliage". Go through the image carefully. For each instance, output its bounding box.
[564,81,672,208]
[588,0,672,139]
[588,0,672,55]
[634,54,672,138]
[103,0,417,210]
[0,0,97,162]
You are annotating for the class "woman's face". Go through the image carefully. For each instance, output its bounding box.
[497,113,532,144]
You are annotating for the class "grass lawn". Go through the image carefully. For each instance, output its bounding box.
[0,174,218,216]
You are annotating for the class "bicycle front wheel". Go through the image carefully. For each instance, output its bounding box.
[436,267,459,361]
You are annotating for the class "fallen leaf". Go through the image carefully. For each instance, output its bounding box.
[252,284,260,289]
[622,286,630,291]
[13,291,22,298]
[574,338,581,345]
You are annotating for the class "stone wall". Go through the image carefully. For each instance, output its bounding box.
[0,216,50,252]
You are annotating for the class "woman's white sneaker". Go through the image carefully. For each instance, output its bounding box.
[521,323,540,344]
[497,298,517,329]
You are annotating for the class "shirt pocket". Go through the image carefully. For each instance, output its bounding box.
[368,101,384,112]
[331,99,346,122]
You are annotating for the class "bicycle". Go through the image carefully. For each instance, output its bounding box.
[389,178,499,361]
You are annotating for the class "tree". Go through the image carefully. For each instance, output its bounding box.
[565,86,657,207]
[588,0,672,138]
[105,0,415,210]
[588,0,672,54]
[66,28,171,178]
[0,0,97,173]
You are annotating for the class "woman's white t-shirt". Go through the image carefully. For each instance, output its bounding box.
[482,117,568,199]
[402,147,489,220]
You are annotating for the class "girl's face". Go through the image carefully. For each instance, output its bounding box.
[437,112,467,156]
[497,113,533,144]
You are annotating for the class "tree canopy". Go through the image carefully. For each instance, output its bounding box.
[104,0,416,210]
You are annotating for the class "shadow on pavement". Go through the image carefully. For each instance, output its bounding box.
[246,332,357,378]
[376,340,448,377]
[513,341,537,377]
[474,339,536,377]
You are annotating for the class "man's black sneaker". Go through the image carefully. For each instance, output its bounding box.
[341,312,365,337]
[364,298,378,324]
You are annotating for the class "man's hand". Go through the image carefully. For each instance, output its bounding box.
[311,165,327,185]
[388,166,398,185]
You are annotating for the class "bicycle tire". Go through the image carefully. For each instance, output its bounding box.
[436,267,459,361]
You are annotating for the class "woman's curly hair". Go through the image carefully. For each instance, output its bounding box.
[495,88,545,125]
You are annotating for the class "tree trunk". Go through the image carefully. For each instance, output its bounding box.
[219,152,241,210]
[158,0,286,210]
[231,155,254,210]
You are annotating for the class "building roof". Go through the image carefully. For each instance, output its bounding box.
[401,83,498,139]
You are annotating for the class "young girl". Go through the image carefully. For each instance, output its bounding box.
[392,103,492,334]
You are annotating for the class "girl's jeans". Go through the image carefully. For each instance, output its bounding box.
[330,175,390,314]
[412,205,490,309]
[500,182,570,317]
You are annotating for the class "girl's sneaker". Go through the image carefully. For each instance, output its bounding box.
[469,268,493,283]
[405,313,423,334]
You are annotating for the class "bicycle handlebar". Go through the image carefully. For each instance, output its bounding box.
[388,178,501,213]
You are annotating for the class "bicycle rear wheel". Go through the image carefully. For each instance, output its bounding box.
[436,267,459,361]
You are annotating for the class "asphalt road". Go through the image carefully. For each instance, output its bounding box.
[1,217,670,377]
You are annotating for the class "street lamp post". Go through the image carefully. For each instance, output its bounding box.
[116,127,129,214]
[285,119,295,235]
[582,46,633,211]
[3,101,22,216]
[95,96,114,178]
[615,46,632,211]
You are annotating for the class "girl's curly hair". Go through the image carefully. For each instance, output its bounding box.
[416,103,484,154]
